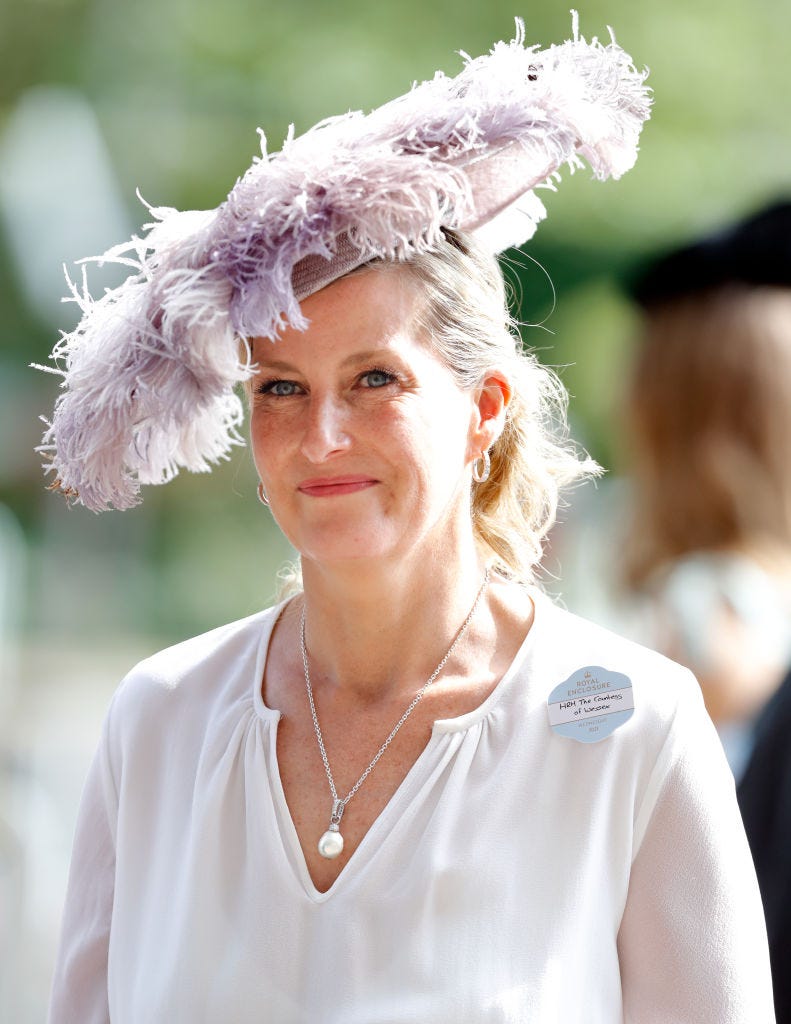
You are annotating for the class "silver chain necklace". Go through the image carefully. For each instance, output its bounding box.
[300,567,490,860]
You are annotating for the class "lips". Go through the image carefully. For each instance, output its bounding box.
[297,475,378,497]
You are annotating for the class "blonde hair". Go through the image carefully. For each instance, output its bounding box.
[396,230,596,581]
[624,285,791,587]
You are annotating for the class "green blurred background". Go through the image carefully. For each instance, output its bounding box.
[0,0,790,1016]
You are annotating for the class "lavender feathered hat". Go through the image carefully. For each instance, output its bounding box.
[36,13,651,511]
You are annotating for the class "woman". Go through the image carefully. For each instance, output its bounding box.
[624,200,791,1022]
[44,21,773,1024]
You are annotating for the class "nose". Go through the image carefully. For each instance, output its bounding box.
[299,392,352,463]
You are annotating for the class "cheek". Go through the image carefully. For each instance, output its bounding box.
[391,404,473,487]
[249,406,297,473]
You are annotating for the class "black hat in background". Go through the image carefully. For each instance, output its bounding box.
[629,200,791,308]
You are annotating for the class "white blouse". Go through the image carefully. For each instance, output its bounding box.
[48,592,775,1023]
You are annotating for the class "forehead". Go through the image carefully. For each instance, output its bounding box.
[251,265,428,363]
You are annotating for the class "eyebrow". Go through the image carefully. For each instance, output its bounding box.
[251,357,301,374]
[253,348,400,374]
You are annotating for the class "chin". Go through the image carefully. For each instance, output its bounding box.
[282,518,404,567]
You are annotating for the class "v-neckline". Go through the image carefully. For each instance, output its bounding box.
[268,712,444,900]
[249,591,543,899]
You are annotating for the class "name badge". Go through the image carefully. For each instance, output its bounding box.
[547,666,634,743]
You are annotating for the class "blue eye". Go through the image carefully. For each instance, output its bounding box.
[362,369,394,388]
[257,379,301,397]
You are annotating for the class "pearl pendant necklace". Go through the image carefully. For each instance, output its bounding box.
[300,568,490,860]
[317,798,345,859]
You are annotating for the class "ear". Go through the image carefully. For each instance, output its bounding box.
[468,371,512,458]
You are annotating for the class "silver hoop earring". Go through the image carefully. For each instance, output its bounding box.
[257,482,270,506]
[472,449,490,484]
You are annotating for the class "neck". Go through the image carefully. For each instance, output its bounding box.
[299,540,489,702]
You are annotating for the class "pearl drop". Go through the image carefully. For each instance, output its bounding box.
[318,829,344,859]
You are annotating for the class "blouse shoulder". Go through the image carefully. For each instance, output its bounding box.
[122,606,276,685]
[106,604,281,745]
[531,595,720,854]
[535,593,702,726]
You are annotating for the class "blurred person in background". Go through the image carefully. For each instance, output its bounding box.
[40,23,774,1024]
[624,199,791,1023]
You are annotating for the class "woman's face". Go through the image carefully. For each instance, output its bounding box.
[249,267,501,570]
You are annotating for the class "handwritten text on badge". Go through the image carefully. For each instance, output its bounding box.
[547,666,634,743]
